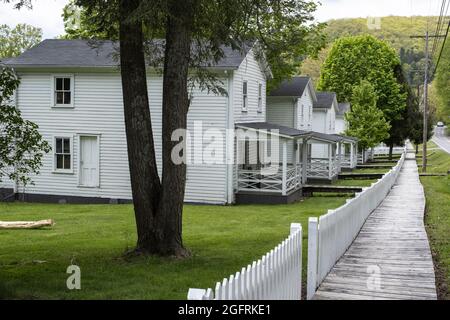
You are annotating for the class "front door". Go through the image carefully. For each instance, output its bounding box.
[79,136,99,187]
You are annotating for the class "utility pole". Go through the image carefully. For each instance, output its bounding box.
[411,32,446,172]
[423,31,429,173]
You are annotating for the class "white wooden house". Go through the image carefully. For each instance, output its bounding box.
[265,78,357,184]
[1,39,272,205]
[335,102,350,134]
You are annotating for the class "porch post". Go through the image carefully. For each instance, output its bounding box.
[235,137,239,191]
[295,140,301,187]
[328,143,333,179]
[282,141,287,195]
[337,142,342,172]
[302,140,308,185]
[350,142,354,168]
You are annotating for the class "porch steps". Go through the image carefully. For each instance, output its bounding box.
[356,165,394,169]
[338,173,384,180]
[303,185,363,195]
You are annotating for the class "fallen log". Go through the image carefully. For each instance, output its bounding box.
[0,219,55,229]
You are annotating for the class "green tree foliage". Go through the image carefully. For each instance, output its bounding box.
[325,16,430,53]
[61,0,118,40]
[62,0,326,90]
[0,66,51,186]
[344,81,390,150]
[318,35,406,123]
[0,23,42,58]
[301,16,434,86]
[435,40,450,123]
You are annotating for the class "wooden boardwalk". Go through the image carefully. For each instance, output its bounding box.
[314,152,437,300]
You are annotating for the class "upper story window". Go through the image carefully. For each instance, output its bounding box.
[242,81,248,112]
[257,83,263,113]
[54,136,73,173]
[301,104,304,121]
[53,75,74,107]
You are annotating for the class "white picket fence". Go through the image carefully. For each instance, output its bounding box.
[306,149,406,300]
[187,223,303,300]
[373,146,405,156]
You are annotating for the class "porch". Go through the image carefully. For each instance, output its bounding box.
[234,123,308,204]
[335,135,358,170]
[234,123,352,204]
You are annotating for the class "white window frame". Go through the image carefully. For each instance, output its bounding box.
[242,80,248,112]
[77,134,101,188]
[257,82,263,113]
[301,104,304,123]
[51,74,74,108]
[53,135,74,174]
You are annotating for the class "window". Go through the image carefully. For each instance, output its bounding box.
[53,76,73,107]
[301,104,304,123]
[257,83,263,113]
[242,81,248,111]
[54,137,72,172]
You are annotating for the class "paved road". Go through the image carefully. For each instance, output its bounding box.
[433,127,450,154]
[314,150,437,300]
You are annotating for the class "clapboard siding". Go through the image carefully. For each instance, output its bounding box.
[233,49,266,124]
[335,116,346,134]
[266,98,295,161]
[12,47,267,204]
[231,49,267,200]
[15,72,229,204]
[267,97,295,128]
[298,89,313,131]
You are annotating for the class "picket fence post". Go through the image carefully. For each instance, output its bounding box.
[307,217,318,300]
[187,222,303,301]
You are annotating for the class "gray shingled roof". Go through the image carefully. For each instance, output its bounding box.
[314,92,337,109]
[310,132,343,143]
[3,39,249,69]
[235,122,311,138]
[337,102,351,116]
[235,122,345,143]
[330,134,358,142]
[269,76,311,97]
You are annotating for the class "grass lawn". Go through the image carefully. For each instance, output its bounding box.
[0,196,347,300]
[333,179,377,187]
[418,141,450,299]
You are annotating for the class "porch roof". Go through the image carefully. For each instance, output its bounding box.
[330,134,358,143]
[235,122,310,139]
[309,132,343,143]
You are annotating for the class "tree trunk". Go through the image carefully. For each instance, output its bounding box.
[119,0,196,257]
[416,144,419,154]
[119,0,162,253]
[388,144,394,160]
[153,0,197,257]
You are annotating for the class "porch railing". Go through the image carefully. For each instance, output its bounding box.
[306,158,339,180]
[238,165,302,195]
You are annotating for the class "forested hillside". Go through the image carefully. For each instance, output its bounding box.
[301,16,449,121]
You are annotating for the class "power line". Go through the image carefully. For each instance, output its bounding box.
[431,20,450,79]
[430,0,446,57]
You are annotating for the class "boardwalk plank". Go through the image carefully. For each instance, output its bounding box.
[313,151,437,300]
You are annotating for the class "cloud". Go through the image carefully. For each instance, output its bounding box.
[0,0,69,39]
[0,0,444,40]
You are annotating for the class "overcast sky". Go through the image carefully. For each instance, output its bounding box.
[0,0,444,39]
